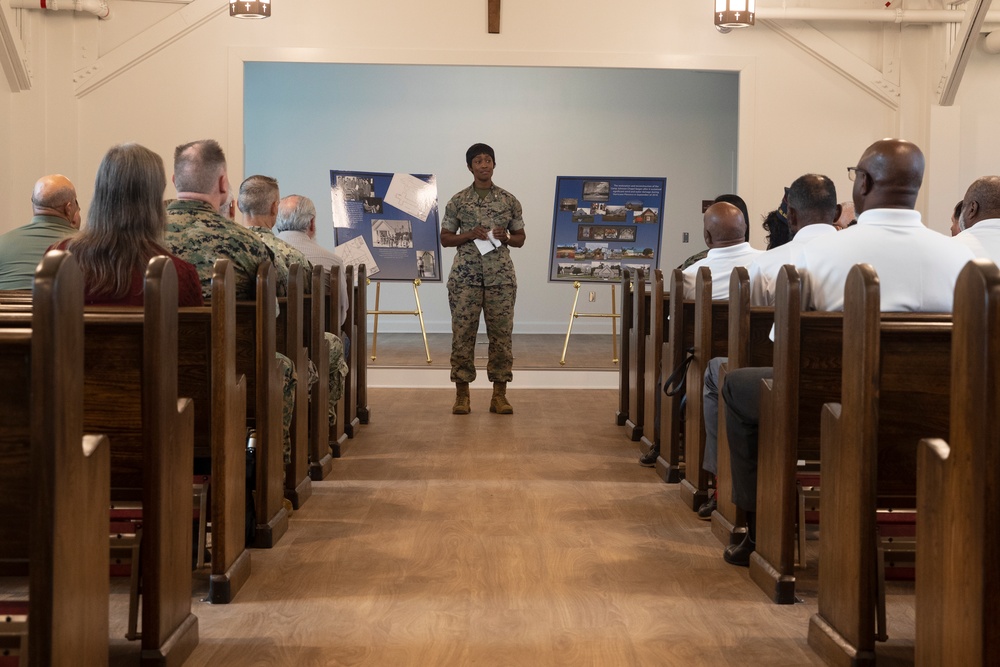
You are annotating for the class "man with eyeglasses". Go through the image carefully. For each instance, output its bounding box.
[719,138,974,567]
[0,174,81,290]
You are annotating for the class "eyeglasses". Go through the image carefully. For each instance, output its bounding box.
[847,167,868,182]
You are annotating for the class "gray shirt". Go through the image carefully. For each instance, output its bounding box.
[0,215,77,290]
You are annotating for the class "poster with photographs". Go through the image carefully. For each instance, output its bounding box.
[330,170,442,282]
[548,175,666,283]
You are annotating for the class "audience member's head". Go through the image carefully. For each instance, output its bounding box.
[31,174,80,228]
[238,175,280,227]
[762,210,791,250]
[834,201,856,230]
[173,139,230,208]
[65,142,168,298]
[850,138,924,215]
[703,202,746,248]
[959,176,1000,231]
[951,199,965,236]
[714,193,750,242]
[786,173,839,235]
[466,143,496,167]
[275,194,317,237]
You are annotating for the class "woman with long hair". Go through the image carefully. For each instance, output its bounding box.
[51,142,202,306]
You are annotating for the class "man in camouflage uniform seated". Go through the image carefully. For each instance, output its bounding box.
[163,140,298,462]
[239,175,349,426]
[440,143,525,415]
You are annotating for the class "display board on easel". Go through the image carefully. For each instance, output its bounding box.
[330,170,442,281]
[547,175,666,283]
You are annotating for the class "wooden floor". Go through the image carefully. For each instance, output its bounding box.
[98,387,915,666]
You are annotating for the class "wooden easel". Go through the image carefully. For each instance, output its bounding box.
[369,279,432,363]
[559,281,620,366]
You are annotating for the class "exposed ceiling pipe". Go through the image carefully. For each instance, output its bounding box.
[755,7,1000,25]
[9,0,111,20]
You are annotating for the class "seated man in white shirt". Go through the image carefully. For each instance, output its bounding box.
[952,175,1000,263]
[697,175,839,516]
[721,138,975,567]
[275,194,349,331]
[681,202,763,300]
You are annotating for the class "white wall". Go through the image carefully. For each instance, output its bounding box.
[2,0,997,304]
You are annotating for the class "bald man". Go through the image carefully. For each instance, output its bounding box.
[721,139,975,567]
[952,176,1000,263]
[0,174,81,289]
[681,201,763,300]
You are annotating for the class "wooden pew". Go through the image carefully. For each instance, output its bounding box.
[235,262,289,549]
[711,267,774,546]
[85,257,200,665]
[807,264,952,665]
[177,259,250,604]
[342,265,361,439]
[304,265,333,477]
[678,267,730,511]
[639,270,668,457]
[654,269,690,483]
[326,267,349,455]
[356,265,369,426]
[276,263,311,509]
[916,259,1000,667]
[624,270,647,442]
[615,269,633,427]
[0,252,110,667]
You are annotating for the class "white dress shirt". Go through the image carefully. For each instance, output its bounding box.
[796,208,975,312]
[277,230,349,328]
[747,223,838,306]
[682,242,764,300]
[953,218,1000,265]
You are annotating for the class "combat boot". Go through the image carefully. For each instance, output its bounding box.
[453,382,471,414]
[490,381,513,414]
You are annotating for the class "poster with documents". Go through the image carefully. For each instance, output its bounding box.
[330,170,442,281]
[547,175,666,283]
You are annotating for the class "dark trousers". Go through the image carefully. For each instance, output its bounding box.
[722,366,773,512]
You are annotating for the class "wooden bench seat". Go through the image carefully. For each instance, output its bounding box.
[0,252,110,667]
[177,259,250,604]
[615,269,634,427]
[624,270,647,442]
[639,270,667,457]
[916,258,1000,667]
[234,262,289,549]
[712,267,774,546]
[807,264,952,665]
[654,269,692,483]
[276,263,312,509]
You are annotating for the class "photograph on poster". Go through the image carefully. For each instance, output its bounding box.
[331,169,442,281]
[548,175,665,283]
[582,180,610,202]
[371,219,414,248]
[417,250,437,279]
[337,175,375,201]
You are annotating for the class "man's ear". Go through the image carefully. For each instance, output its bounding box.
[270,200,279,216]
[966,200,980,224]
[832,204,842,226]
[309,217,316,234]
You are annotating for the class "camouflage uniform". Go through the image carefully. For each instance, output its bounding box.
[164,200,296,459]
[165,200,289,299]
[442,184,524,383]
[249,226,347,427]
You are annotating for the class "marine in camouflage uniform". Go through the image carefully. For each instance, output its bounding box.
[165,198,298,461]
[165,199,288,299]
[441,143,525,414]
[248,224,348,426]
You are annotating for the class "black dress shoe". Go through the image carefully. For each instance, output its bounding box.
[639,447,659,467]
[697,497,717,520]
[723,532,755,567]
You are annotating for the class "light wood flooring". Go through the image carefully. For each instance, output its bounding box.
[102,387,915,666]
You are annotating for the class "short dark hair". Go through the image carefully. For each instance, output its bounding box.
[466,143,496,167]
[786,174,838,220]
